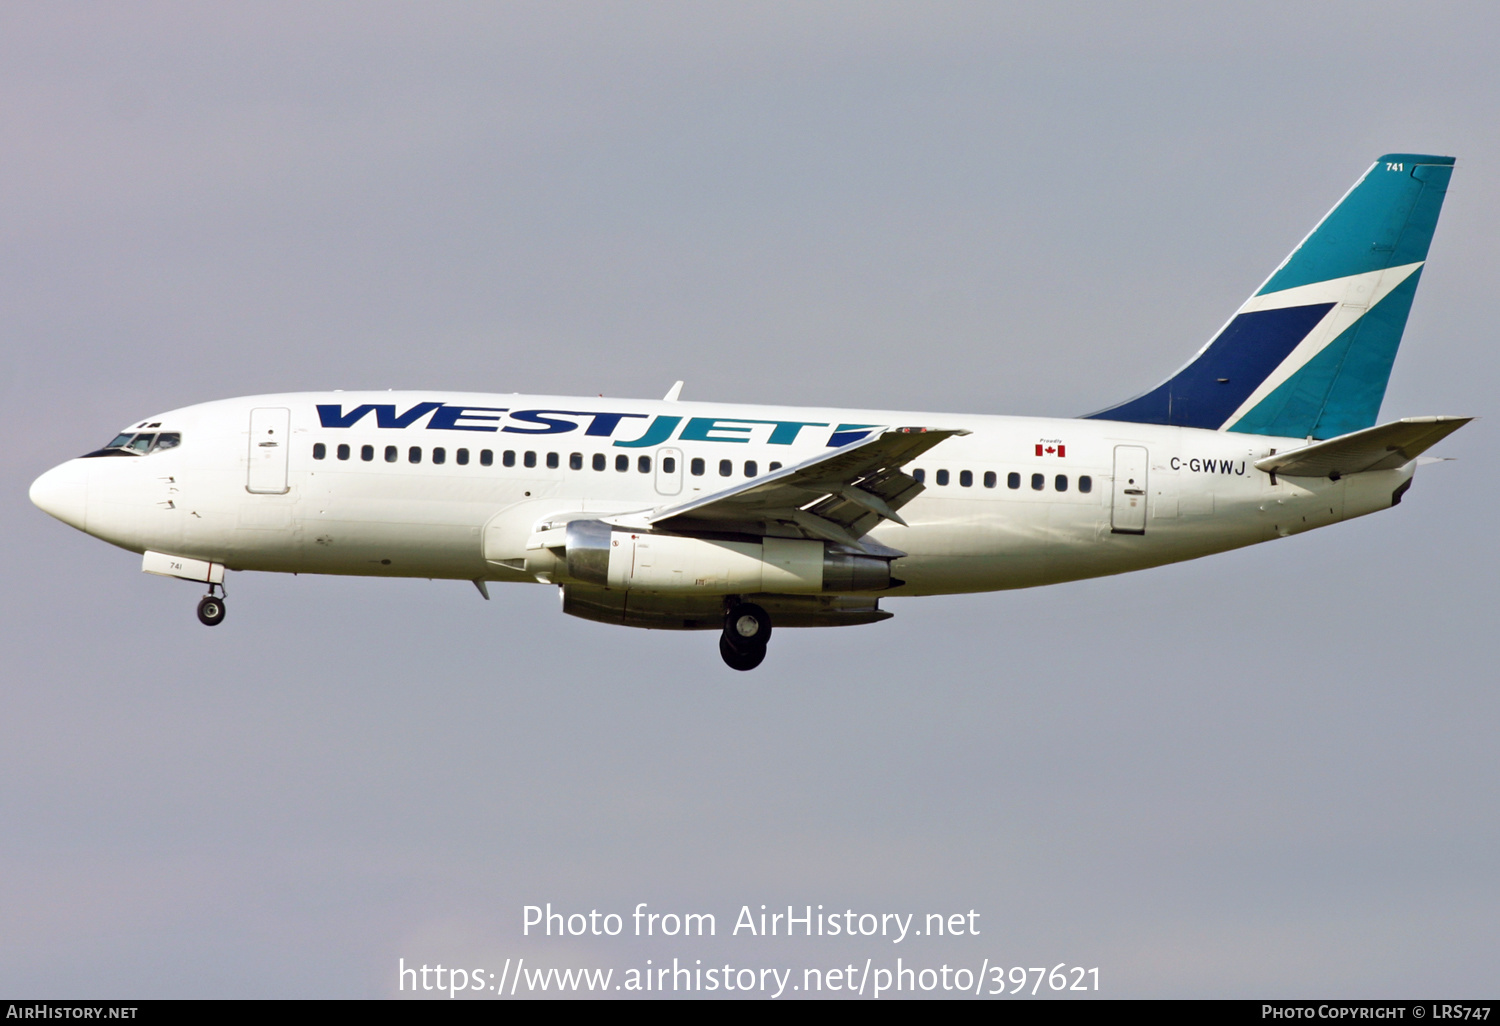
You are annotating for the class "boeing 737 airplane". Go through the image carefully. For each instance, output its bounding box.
[30,154,1470,669]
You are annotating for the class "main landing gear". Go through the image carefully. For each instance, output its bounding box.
[719,601,771,671]
[196,584,227,627]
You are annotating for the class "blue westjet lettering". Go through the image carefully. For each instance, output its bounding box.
[316,402,444,429]
[314,402,878,448]
[502,410,589,435]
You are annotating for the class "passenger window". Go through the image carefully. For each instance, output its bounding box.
[570,452,583,470]
[936,469,949,486]
[593,453,606,471]
[983,471,996,488]
[127,434,155,453]
[153,433,181,452]
[385,445,397,463]
[1055,474,1067,492]
[745,460,757,477]
[912,468,925,484]
[638,456,651,473]
[1008,472,1020,489]
[361,444,374,462]
[690,458,705,476]
[457,448,469,465]
[663,456,676,474]
[480,449,493,466]
[432,447,446,465]
[1079,475,1092,493]
[503,450,515,467]
[959,470,972,487]
[615,454,628,472]
[546,452,559,469]
[409,446,422,464]
[313,443,326,460]
[1031,473,1044,491]
[337,443,350,461]
[719,459,732,477]
[769,462,781,472]
[524,451,537,468]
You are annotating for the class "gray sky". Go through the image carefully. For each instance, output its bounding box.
[2,1,1496,998]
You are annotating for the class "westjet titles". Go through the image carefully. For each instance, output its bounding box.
[314,400,879,448]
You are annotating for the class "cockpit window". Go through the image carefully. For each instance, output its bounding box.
[83,430,183,458]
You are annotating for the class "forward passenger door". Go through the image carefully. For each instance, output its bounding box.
[247,408,291,494]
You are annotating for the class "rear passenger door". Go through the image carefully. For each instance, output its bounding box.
[1110,445,1148,534]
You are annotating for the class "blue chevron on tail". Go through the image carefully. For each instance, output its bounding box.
[1087,154,1454,439]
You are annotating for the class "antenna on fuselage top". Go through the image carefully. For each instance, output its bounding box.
[663,381,684,402]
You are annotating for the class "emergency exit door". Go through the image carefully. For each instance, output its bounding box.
[1111,445,1148,534]
[654,447,684,496]
[247,407,291,494]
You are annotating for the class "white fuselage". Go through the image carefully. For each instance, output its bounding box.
[32,391,1414,599]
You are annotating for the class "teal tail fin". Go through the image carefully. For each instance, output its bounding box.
[1087,154,1454,439]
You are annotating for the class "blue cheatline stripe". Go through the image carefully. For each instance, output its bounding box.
[1228,269,1424,439]
[1086,303,1333,429]
[1259,156,1452,295]
[1085,154,1453,437]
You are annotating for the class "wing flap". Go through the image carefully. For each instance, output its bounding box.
[632,426,967,544]
[1253,416,1472,478]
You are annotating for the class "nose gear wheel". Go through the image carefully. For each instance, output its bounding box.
[197,595,226,626]
[196,581,227,626]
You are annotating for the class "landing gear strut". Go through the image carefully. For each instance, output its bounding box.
[196,583,226,627]
[720,601,771,671]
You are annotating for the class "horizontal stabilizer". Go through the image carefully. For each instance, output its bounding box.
[1253,416,1471,478]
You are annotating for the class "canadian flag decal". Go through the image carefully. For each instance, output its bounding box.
[1036,440,1066,458]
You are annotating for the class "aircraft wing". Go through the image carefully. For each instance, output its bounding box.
[606,427,968,549]
[1253,416,1472,478]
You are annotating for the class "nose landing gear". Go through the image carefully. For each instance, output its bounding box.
[720,601,771,671]
[196,584,226,627]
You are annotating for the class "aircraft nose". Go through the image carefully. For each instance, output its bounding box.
[30,459,89,531]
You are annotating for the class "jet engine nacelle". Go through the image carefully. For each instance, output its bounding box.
[554,519,891,594]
